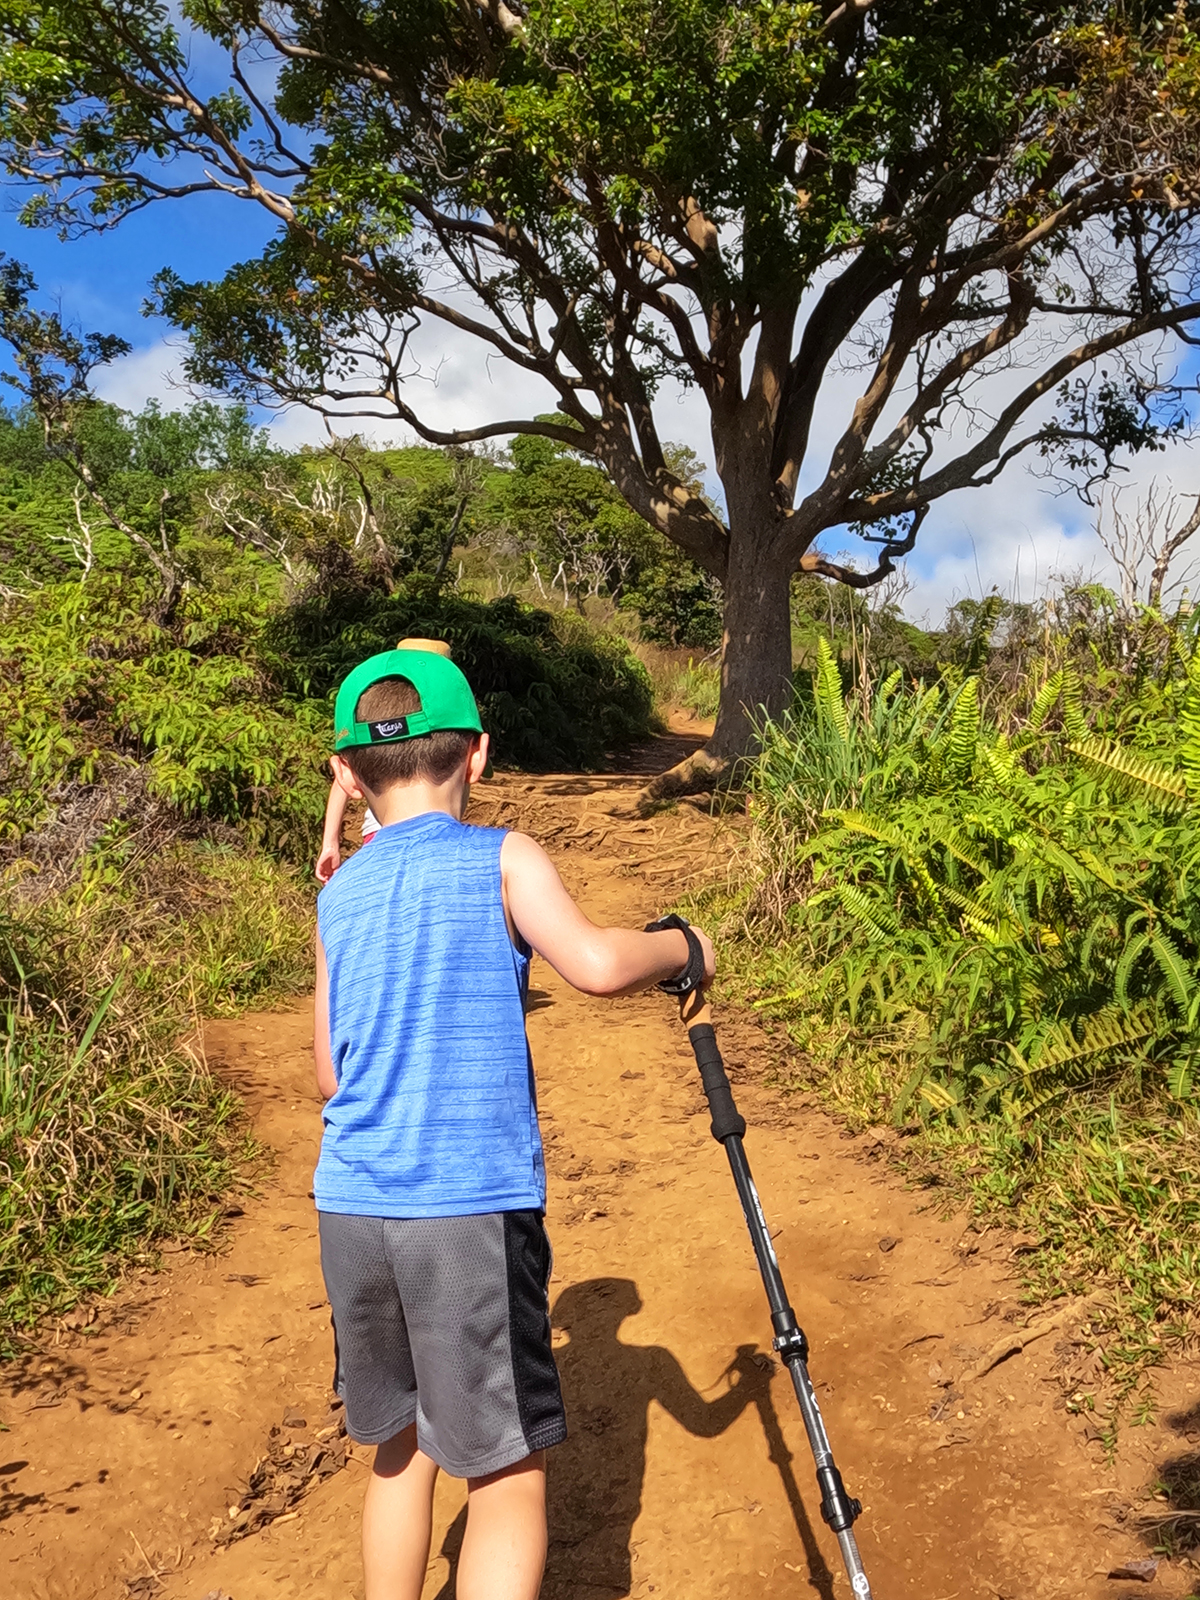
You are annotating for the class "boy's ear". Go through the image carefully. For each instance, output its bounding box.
[466,732,491,787]
[330,752,365,801]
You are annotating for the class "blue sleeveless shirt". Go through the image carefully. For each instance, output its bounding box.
[313,812,544,1217]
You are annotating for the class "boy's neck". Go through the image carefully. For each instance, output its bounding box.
[365,773,470,827]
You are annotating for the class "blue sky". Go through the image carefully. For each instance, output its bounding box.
[1,188,1192,624]
[0,189,272,347]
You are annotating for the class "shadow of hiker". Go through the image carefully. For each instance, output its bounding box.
[430,1277,834,1599]
[1134,1399,1200,1558]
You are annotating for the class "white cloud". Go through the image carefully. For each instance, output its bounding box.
[90,338,190,412]
[903,484,1098,625]
[897,428,1200,623]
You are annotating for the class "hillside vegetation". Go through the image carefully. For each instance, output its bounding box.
[8,382,1200,1440]
[697,579,1200,1428]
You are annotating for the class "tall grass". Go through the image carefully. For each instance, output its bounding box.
[0,845,314,1344]
[672,656,721,721]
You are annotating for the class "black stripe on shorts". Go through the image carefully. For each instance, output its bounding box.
[505,1210,567,1453]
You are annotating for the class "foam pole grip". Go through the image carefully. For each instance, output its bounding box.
[687,1022,747,1143]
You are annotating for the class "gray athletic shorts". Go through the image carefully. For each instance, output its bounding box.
[318,1209,567,1476]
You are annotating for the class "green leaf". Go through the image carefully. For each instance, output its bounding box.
[814,635,850,747]
[1069,737,1189,811]
[1149,932,1194,1012]
[942,676,980,781]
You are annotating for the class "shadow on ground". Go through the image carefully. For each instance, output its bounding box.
[1142,1400,1200,1558]
[430,1277,834,1600]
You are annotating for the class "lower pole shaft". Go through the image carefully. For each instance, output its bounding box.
[686,1012,875,1600]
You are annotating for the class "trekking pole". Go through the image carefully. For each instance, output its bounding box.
[646,915,874,1600]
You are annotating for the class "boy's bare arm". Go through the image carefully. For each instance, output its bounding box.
[313,937,338,1098]
[501,831,713,997]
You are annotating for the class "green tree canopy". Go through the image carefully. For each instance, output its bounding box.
[3,1,1200,784]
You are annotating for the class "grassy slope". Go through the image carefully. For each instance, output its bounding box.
[1,845,315,1346]
[696,911,1198,1429]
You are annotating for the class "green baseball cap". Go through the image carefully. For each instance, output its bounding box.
[333,649,483,750]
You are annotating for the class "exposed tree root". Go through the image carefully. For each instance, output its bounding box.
[637,747,732,811]
[965,1295,1102,1382]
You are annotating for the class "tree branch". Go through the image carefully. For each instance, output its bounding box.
[477,0,526,39]
[823,0,879,41]
[843,301,1200,524]
[799,507,925,588]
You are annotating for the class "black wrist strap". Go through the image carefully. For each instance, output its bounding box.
[644,913,706,996]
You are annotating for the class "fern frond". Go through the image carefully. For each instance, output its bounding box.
[929,824,994,882]
[919,1079,960,1112]
[1061,664,1087,740]
[973,1065,1011,1095]
[942,677,980,780]
[1074,847,1120,892]
[836,883,900,943]
[825,809,908,850]
[979,744,1022,795]
[1167,1058,1195,1100]
[878,667,903,704]
[1025,1006,1157,1078]
[1114,931,1151,1009]
[1180,652,1200,795]
[1018,664,1086,744]
[827,811,947,920]
[1069,737,1189,811]
[814,636,850,746]
[938,882,1007,942]
[1150,932,1195,1011]
[1027,669,1065,733]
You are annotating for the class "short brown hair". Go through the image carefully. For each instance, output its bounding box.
[340,677,477,790]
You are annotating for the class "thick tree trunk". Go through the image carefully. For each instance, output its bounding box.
[639,349,797,806]
[708,535,794,761]
[641,526,793,805]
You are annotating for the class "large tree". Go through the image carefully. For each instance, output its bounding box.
[3,1,1200,787]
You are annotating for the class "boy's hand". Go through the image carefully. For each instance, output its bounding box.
[315,843,340,884]
[691,924,716,989]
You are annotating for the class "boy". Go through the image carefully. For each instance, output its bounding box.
[313,645,714,1600]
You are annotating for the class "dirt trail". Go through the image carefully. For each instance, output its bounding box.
[4,723,1199,1600]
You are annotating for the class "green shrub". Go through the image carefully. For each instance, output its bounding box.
[266,577,655,769]
[0,576,328,855]
[743,638,1200,1117]
[701,630,1200,1408]
[621,559,723,650]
